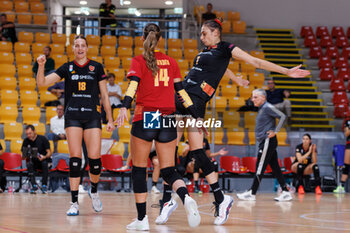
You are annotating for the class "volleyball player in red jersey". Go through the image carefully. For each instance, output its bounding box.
[116,23,203,230]
[36,35,114,216]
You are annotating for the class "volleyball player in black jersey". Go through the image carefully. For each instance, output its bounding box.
[36,35,114,216]
[334,118,350,193]
[291,134,322,195]
[158,17,310,225]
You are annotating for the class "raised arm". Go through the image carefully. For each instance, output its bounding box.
[231,47,310,78]
[36,55,60,87]
[224,68,249,86]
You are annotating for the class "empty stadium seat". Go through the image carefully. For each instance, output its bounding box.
[18,31,33,43]
[10,139,23,154]
[244,112,257,129]
[184,49,197,61]
[239,86,254,99]
[249,72,265,88]
[113,108,131,122]
[101,124,113,139]
[176,59,189,70]
[118,36,132,47]
[86,45,99,57]
[221,21,231,33]
[14,42,30,53]
[320,35,333,47]
[20,90,38,106]
[0,105,18,123]
[342,46,350,58]
[104,56,120,70]
[86,35,100,46]
[0,1,13,12]
[50,43,65,55]
[0,52,14,64]
[45,106,57,124]
[118,124,131,143]
[337,67,350,81]
[134,36,143,48]
[0,41,13,53]
[334,56,349,69]
[167,48,182,59]
[32,43,45,55]
[220,84,237,97]
[319,67,335,81]
[332,91,348,105]
[18,77,36,90]
[5,12,15,23]
[69,33,77,45]
[107,68,125,82]
[228,61,240,72]
[134,47,143,56]
[334,104,350,118]
[309,46,322,58]
[277,131,289,146]
[167,38,181,49]
[30,2,44,13]
[227,131,245,145]
[228,96,245,109]
[4,122,23,140]
[101,45,116,57]
[0,77,17,90]
[0,64,16,77]
[304,35,317,47]
[52,33,66,45]
[89,56,103,64]
[17,64,33,77]
[110,141,125,155]
[213,131,224,145]
[325,46,339,59]
[33,15,47,25]
[39,90,58,107]
[15,53,32,65]
[316,26,330,38]
[222,111,240,128]
[227,11,240,21]
[117,47,133,58]
[22,106,41,124]
[318,56,332,69]
[121,57,132,69]
[31,122,45,135]
[233,21,246,34]
[332,26,345,38]
[241,62,256,73]
[14,2,28,12]
[330,78,346,92]
[100,35,116,47]
[1,89,18,105]
[52,54,67,68]
[35,32,50,44]
[336,36,349,48]
[57,140,69,154]
[183,39,197,50]
[300,26,313,38]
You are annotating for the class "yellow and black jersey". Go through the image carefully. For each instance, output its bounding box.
[295,143,314,165]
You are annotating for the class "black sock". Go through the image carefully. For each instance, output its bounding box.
[91,182,98,193]
[176,187,189,204]
[71,190,78,203]
[281,185,288,192]
[194,180,199,188]
[341,181,345,187]
[210,182,224,204]
[152,181,157,187]
[136,202,146,221]
[162,184,172,203]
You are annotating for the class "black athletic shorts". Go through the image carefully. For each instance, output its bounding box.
[64,118,102,130]
[131,116,177,143]
[346,143,350,150]
[149,150,157,160]
[175,94,207,119]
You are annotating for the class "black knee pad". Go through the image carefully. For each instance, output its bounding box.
[175,164,186,177]
[343,163,350,175]
[312,164,319,172]
[297,163,305,174]
[161,166,183,187]
[69,157,82,178]
[132,166,147,193]
[192,149,214,176]
[89,158,102,175]
[212,160,219,172]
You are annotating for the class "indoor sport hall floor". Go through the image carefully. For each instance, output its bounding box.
[0,193,350,233]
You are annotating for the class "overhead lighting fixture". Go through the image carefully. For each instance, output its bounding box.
[135,9,141,16]
[79,1,87,5]
[124,0,131,5]
[165,1,173,5]
[74,11,81,14]
[174,8,183,14]
[81,7,90,15]
[128,8,136,14]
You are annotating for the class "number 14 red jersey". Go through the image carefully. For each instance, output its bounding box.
[127,52,181,122]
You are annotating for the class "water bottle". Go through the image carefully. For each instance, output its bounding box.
[235,161,239,172]
[8,181,13,194]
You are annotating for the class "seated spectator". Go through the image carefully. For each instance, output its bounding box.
[202,3,216,22]
[291,133,322,195]
[33,46,55,76]
[21,125,51,194]
[266,80,291,119]
[0,141,6,193]
[0,13,17,43]
[48,104,66,141]
[102,73,122,123]
[47,80,64,106]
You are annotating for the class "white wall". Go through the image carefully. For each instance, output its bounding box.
[49,0,64,34]
[196,0,350,33]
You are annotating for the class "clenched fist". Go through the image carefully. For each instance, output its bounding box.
[37,55,46,66]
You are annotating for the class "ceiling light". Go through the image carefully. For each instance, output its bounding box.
[165,1,173,5]
[124,0,131,5]
[135,9,141,16]
[79,1,87,5]
[74,11,81,14]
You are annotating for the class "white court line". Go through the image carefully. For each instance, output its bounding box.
[198,203,350,231]
[300,211,350,223]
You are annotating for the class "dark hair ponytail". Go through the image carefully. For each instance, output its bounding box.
[303,133,312,140]
[143,23,161,77]
[203,17,223,39]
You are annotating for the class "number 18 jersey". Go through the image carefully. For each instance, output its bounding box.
[127,52,181,122]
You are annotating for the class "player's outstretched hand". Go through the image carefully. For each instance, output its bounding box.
[218,148,229,156]
[286,64,310,78]
[37,55,46,66]
[106,121,115,132]
[115,107,128,128]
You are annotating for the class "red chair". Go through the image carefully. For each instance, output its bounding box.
[334,104,350,118]
[337,67,350,81]
[320,35,334,47]
[330,78,346,91]
[342,46,350,58]
[0,153,26,172]
[318,56,332,69]
[319,67,335,81]
[242,157,256,173]
[334,56,349,69]
[316,26,330,38]
[283,157,293,173]
[332,26,345,38]
[325,46,339,59]
[347,82,350,92]
[309,46,322,58]
[336,36,349,48]
[219,155,248,174]
[51,159,69,172]
[101,154,131,191]
[332,91,349,105]
[304,35,317,47]
[300,26,313,37]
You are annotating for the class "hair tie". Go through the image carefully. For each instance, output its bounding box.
[215,19,222,27]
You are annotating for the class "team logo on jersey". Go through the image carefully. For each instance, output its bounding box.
[69,65,73,72]
[71,75,79,80]
[89,65,95,72]
[143,110,161,129]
